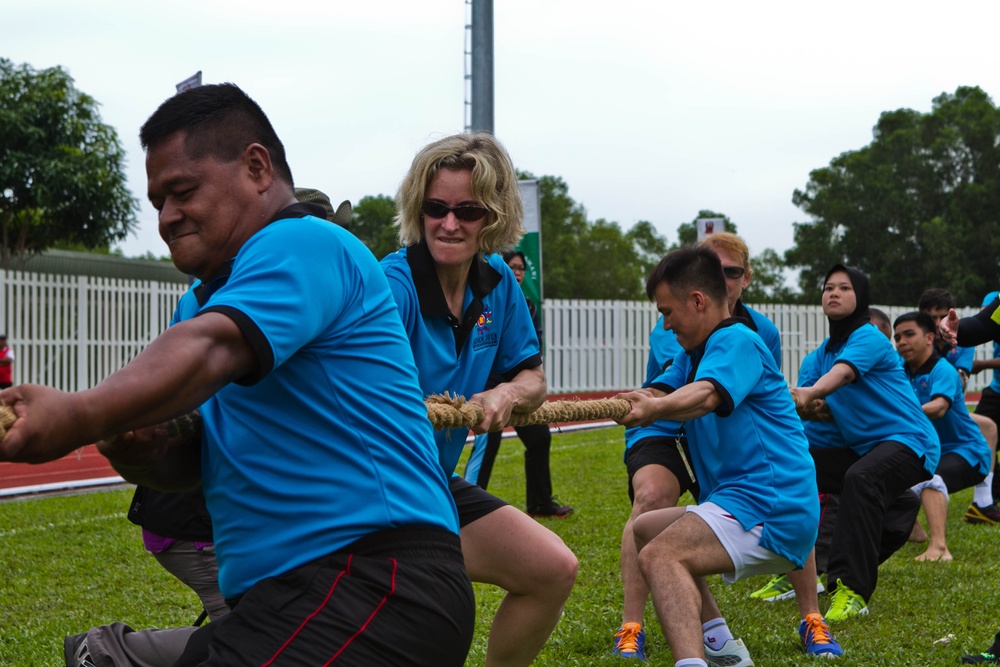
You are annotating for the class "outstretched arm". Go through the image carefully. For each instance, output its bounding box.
[0,312,256,464]
[615,380,721,428]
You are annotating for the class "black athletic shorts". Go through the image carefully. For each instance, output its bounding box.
[625,436,699,503]
[172,526,474,667]
[450,475,508,527]
[975,386,1000,424]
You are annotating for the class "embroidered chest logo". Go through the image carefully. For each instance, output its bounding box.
[473,309,498,351]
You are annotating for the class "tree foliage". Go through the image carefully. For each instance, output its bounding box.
[0,59,137,267]
[786,86,1000,305]
[350,194,400,260]
[531,174,670,300]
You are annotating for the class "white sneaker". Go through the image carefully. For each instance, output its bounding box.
[705,637,755,667]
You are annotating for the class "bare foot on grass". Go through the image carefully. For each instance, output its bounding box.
[908,520,928,543]
[914,545,953,562]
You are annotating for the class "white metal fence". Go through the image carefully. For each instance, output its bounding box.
[0,271,188,391]
[0,268,992,396]
[542,300,993,394]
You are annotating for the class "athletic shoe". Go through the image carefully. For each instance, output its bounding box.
[962,652,1000,664]
[527,497,574,518]
[612,622,646,660]
[825,579,868,622]
[64,633,97,667]
[749,574,825,602]
[705,637,754,667]
[798,612,843,658]
[964,502,1000,525]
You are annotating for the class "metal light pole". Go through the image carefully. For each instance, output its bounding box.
[469,0,494,134]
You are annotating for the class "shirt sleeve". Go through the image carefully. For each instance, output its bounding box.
[696,327,764,417]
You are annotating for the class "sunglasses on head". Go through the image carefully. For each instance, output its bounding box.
[722,265,746,279]
[421,201,489,222]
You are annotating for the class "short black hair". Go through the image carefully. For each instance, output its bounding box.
[918,287,956,312]
[139,83,293,185]
[867,307,890,329]
[645,246,727,303]
[894,310,937,336]
[502,250,526,265]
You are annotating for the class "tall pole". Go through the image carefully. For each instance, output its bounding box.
[470,0,494,134]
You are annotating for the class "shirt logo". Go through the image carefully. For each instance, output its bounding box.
[477,309,493,332]
[473,309,498,352]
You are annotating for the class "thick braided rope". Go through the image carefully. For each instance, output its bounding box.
[425,393,631,430]
[0,394,630,442]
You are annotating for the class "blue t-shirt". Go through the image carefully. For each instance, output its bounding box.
[623,316,685,453]
[737,301,782,371]
[651,321,818,568]
[381,244,542,475]
[174,213,458,598]
[939,342,975,374]
[808,324,940,475]
[905,354,991,476]
[797,348,845,450]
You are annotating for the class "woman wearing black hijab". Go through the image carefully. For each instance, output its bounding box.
[790,265,938,622]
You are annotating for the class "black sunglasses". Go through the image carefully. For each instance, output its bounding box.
[722,265,746,279]
[421,201,489,222]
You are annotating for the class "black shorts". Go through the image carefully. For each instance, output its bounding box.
[625,436,699,503]
[450,475,508,527]
[173,527,474,667]
[936,452,987,493]
[976,386,1000,424]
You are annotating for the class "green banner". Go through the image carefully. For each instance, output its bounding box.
[517,180,542,308]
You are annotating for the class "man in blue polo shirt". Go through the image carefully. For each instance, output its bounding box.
[894,311,991,561]
[616,246,830,667]
[0,83,473,667]
[919,288,1000,525]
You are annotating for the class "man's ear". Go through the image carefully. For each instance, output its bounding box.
[690,290,707,311]
[243,143,274,193]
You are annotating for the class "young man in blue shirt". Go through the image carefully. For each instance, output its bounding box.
[617,246,836,667]
[894,311,991,561]
[919,288,1000,524]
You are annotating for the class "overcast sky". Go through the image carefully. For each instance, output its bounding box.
[6,0,1000,261]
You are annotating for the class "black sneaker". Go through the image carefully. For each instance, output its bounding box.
[64,633,96,667]
[963,652,1000,664]
[527,497,574,518]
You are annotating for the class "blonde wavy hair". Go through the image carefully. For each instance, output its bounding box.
[395,133,525,255]
[698,232,753,282]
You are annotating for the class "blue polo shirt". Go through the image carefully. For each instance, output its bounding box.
[735,301,782,370]
[905,353,991,476]
[809,324,940,475]
[174,209,458,598]
[381,243,542,475]
[938,341,975,374]
[650,320,818,569]
[623,316,685,454]
[798,348,846,450]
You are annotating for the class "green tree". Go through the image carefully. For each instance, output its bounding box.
[0,59,137,267]
[350,194,400,260]
[528,173,669,299]
[786,86,1000,305]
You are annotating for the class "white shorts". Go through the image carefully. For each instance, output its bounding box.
[686,502,796,584]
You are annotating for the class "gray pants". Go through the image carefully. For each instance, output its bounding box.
[83,543,229,667]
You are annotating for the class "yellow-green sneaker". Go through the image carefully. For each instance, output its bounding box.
[825,579,868,622]
[749,574,824,602]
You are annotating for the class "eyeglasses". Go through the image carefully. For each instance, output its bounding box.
[421,201,489,222]
[508,263,526,272]
[722,265,746,279]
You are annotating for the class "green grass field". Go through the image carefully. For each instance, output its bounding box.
[2,425,998,666]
